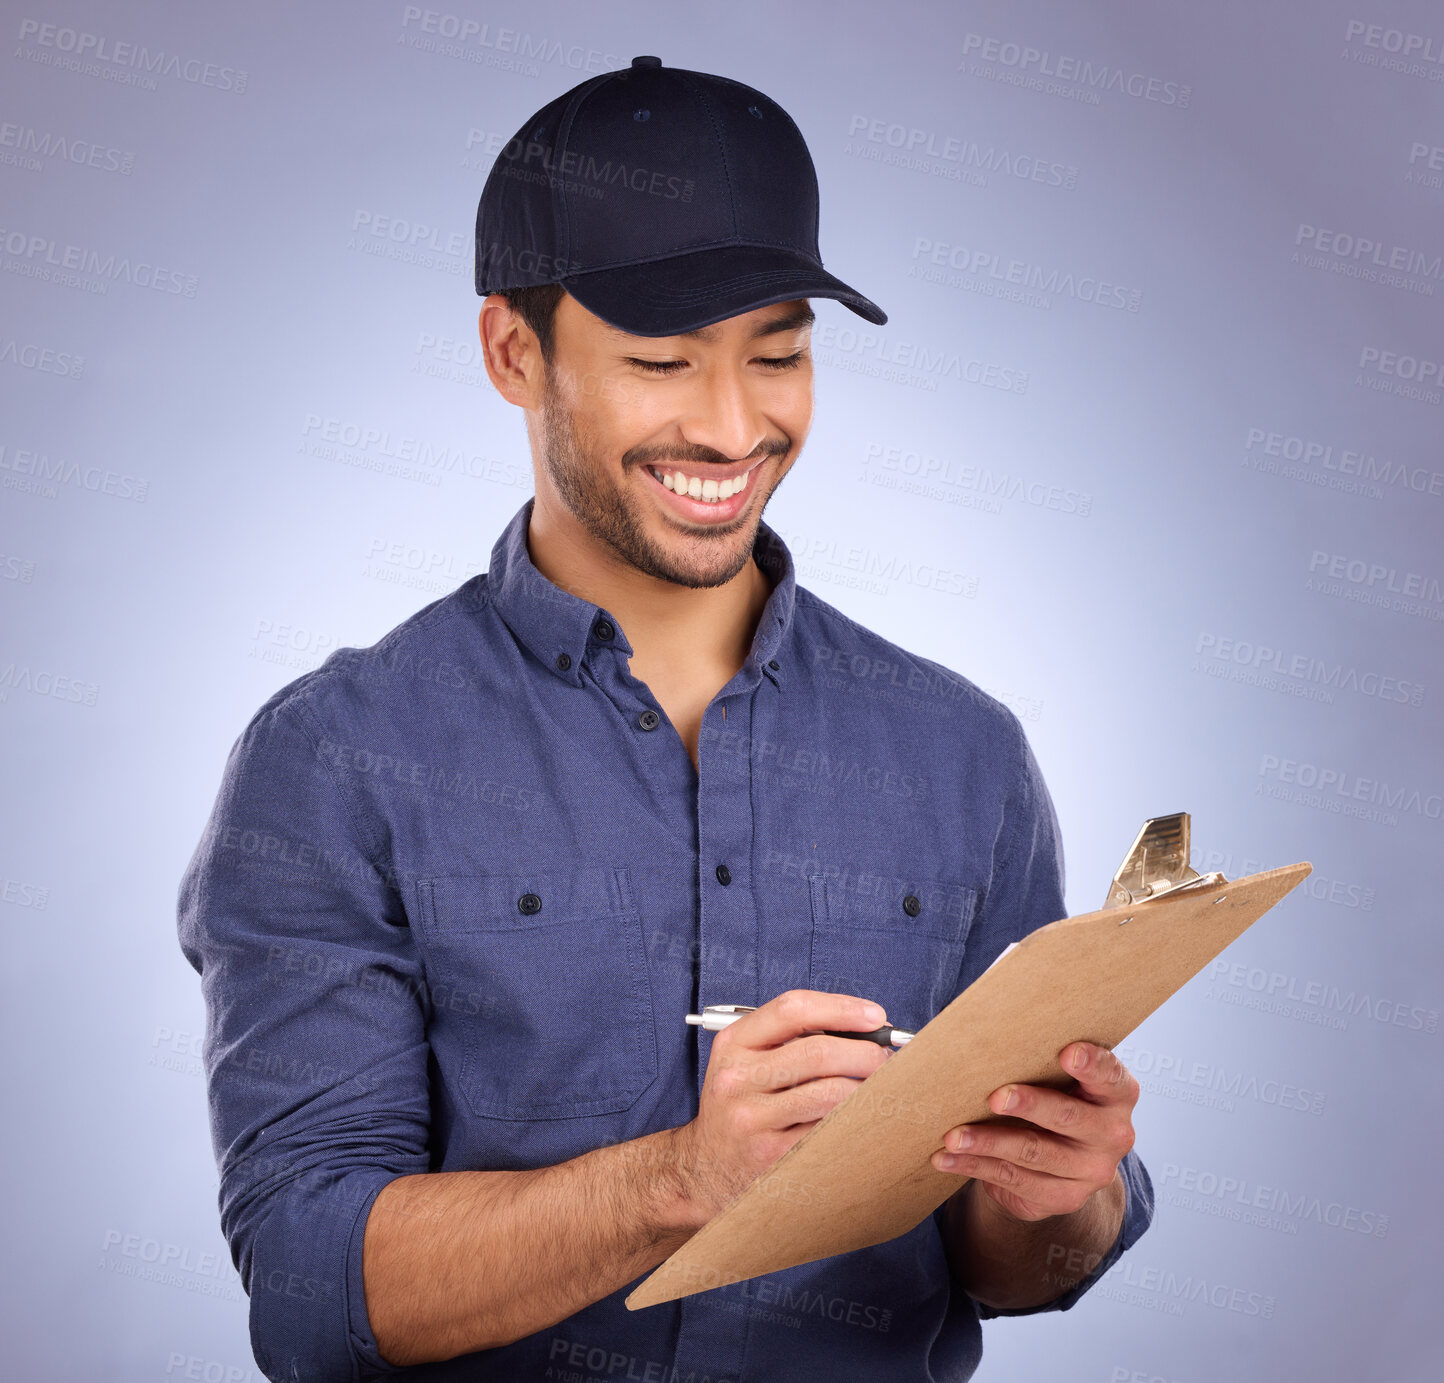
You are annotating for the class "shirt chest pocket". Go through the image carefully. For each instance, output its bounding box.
[414,865,658,1121]
[807,874,978,1033]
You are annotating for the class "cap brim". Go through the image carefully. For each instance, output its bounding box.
[560,244,886,336]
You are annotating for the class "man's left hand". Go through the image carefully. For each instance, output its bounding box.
[930,1042,1139,1222]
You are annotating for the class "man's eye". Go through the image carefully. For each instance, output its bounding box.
[627,358,688,375]
[757,352,806,370]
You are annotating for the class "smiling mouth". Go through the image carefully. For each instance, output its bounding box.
[645,457,765,505]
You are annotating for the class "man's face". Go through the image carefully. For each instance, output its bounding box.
[531,294,814,589]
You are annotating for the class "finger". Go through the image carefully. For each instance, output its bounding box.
[714,1032,890,1093]
[938,1123,1076,1178]
[942,1121,1119,1185]
[764,1074,877,1127]
[930,1150,1093,1217]
[1058,1043,1140,1107]
[732,989,887,1050]
[980,1082,1108,1139]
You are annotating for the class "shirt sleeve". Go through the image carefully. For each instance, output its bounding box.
[955,706,1068,989]
[176,692,431,1382]
[942,708,1156,1316]
[973,1149,1155,1318]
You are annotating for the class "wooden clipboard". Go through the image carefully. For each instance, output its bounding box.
[626,819,1311,1310]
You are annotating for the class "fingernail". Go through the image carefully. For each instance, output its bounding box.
[954,1129,973,1151]
[1000,1087,1017,1111]
[1070,1047,1088,1073]
[864,1003,886,1025]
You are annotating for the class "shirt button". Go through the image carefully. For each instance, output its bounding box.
[594,619,615,641]
[902,894,921,917]
[638,709,660,731]
[768,659,780,670]
[555,653,572,672]
[716,864,732,886]
[518,892,542,915]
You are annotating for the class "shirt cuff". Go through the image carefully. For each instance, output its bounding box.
[343,1173,411,1380]
[974,1148,1155,1319]
[244,1166,410,1382]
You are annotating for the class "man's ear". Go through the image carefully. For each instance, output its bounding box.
[479,295,546,408]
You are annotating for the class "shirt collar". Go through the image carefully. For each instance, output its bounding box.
[484,497,797,690]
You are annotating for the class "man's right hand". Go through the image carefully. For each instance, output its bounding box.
[362,989,893,1362]
[664,989,894,1228]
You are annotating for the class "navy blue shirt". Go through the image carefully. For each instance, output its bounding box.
[178,497,1153,1383]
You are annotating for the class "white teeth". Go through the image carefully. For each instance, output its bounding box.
[651,465,755,503]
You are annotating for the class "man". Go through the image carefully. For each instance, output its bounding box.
[178,56,1152,1382]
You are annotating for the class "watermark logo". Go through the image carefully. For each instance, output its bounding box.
[1203,959,1438,1037]
[15,18,247,94]
[1193,630,1425,707]
[0,440,149,505]
[362,536,485,596]
[347,210,468,277]
[1159,1160,1390,1239]
[1406,140,1444,188]
[1190,847,1373,912]
[97,1229,245,1304]
[163,1352,265,1383]
[151,1026,203,1078]
[1354,344,1442,406]
[471,127,697,207]
[1293,224,1439,298]
[1256,752,1441,826]
[2,876,49,909]
[843,114,1078,190]
[1117,1041,1326,1117]
[0,662,98,707]
[0,553,35,583]
[1341,19,1444,83]
[813,323,1029,396]
[299,414,465,488]
[0,119,134,175]
[315,738,540,811]
[776,525,978,600]
[411,331,495,392]
[858,440,1093,518]
[959,33,1191,108]
[1305,548,1444,623]
[0,337,83,379]
[1241,426,1443,502]
[700,722,931,801]
[1098,1258,1275,1319]
[0,223,197,297]
[248,617,343,673]
[909,237,1141,313]
[396,8,619,79]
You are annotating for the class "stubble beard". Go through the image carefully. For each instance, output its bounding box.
[537,380,786,591]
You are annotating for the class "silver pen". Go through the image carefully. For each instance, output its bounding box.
[684,1003,915,1048]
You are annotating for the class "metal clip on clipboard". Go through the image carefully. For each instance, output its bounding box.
[1102,812,1226,914]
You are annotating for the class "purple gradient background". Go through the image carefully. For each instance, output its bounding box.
[1,2,1439,1379]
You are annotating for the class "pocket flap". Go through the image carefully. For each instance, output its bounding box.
[421,866,633,932]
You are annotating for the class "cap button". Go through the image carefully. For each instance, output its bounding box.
[631,55,662,68]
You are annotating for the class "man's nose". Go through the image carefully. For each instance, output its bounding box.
[677,367,770,463]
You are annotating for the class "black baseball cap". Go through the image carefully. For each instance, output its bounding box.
[474,55,886,337]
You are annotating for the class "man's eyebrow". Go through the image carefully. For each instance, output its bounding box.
[739,305,816,340]
[608,305,816,348]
